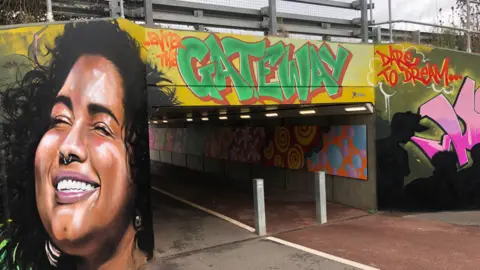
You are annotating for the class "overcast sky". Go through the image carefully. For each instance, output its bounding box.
[374,0,457,29]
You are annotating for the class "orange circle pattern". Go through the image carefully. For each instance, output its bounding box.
[287,144,305,169]
[275,127,290,153]
[294,125,317,146]
[263,141,274,160]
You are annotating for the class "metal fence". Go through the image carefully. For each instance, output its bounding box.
[51,0,373,41]
[47,0,448,45]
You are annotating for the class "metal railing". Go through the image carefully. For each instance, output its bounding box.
[34,0,480,49]
[49,0,374,41]
[466,0,480,52]
[371,19,480,52]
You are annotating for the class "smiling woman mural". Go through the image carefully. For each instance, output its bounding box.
[0,20,156,269]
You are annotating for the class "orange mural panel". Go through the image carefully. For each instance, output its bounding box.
[263,126,322,170]
[307,126,368,180]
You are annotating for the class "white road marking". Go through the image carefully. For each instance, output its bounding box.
[151,186,256,232]
[151,186,380,270]
[265,237,380,270]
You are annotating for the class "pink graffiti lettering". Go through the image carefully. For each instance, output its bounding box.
[411,77,480,166]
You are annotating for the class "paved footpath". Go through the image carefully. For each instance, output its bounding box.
[148,190,365,270]
[150,164,480,270]
[276,213,480,270]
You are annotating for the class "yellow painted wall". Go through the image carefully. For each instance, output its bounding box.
[0,19,145,94]
[145,28,375,106]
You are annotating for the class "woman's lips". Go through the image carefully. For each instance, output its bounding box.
[54,171,100,205]
[56,189,98,204]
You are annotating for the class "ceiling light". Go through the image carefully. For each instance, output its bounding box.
[201,117,209,121]
[162,120,168,123]
[219,116,228,120]
[266,112,278,117]
[345,106,367,112]
[153,120,158,124]
[240,115,251,119]
[186,118,193,122]
[299,109,316,115]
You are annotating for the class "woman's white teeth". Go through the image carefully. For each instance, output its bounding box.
[57,179,96,192]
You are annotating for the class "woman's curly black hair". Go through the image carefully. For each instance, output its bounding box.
[0,19,176,269]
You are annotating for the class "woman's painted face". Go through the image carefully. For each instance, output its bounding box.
[34,55,133,256]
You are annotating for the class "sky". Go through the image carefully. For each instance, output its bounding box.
[373,0,458,30]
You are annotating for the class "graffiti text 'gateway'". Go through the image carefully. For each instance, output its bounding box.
[177,34,353,105]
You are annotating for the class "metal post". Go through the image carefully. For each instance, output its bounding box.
[46,0,54,22]
[314,171,327,224]
[369,0,373,25]
[144,0,154,26]
[194,10,206,32]
[108,0,120,18]
[360,0,369,42]
[388,0,393,42]
[120,0,125,18]
[268,0,278,36]
[467,0,472,53]
[321,23,331,41]
[374,26,382,43]
[253,178,266,236]
[412,30,421,44]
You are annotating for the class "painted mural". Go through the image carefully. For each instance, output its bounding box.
[307,126,368,180]
[145,29,375,106]
[229,127,266,163]
[205,127,234,160]
[151,126,266,163]
[374,43,480,211]
[0,19,156,270]
[151,124,368,180]
[186,126,209,156]
[263,126,323,170]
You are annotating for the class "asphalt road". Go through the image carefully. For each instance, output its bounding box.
[148,189,360,270]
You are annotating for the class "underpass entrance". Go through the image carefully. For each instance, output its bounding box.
[148,103,376,239]
[144,24,378,265]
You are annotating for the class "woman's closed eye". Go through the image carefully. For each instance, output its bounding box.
[93,123,113,137]
[50,116,71,129]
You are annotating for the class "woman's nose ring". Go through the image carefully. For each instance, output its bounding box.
[59,152,73,165]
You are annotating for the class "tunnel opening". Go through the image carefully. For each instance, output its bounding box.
[148,103,376,238]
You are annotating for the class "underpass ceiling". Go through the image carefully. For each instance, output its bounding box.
[149,103,374,124]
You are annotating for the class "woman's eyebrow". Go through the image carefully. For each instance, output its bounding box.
[88,103,120,125]
[54,95,73,112]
